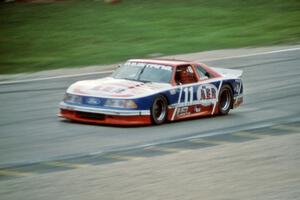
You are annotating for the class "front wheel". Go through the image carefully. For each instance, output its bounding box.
[151,95,168,125]
[218,85,233,115]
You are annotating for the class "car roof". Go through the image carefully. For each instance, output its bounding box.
[127,59,195,67]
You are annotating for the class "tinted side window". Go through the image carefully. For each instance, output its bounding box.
[196,65,211,80]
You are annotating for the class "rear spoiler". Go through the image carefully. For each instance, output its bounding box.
[211,67,243,78]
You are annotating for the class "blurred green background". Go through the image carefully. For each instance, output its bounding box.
[0,0,299,74]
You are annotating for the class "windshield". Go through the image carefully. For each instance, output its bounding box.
[112,62,173,83]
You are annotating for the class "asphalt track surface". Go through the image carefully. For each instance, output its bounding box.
[0,46,300,199]
[0,47,300,199]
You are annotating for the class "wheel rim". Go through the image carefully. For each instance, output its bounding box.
[153,99,167,122]
[220,89,231,111]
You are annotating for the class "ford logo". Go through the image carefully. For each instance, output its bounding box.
[86,97,101,105]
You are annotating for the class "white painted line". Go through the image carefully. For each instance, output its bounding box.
[0,70,114,85]
[1,46,299,85]
[201,47,300,62]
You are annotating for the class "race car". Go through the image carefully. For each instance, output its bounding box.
[59,59,243,125]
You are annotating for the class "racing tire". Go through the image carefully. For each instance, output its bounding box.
[151,95,168,125]
[218,85,233,115]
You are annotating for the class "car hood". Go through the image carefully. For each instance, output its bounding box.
[67,77,172,98]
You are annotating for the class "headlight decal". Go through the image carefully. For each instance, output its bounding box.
[104,99,137,109]
[64,93,82,104]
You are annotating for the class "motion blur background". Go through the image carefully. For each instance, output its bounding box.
[0,0,299,74]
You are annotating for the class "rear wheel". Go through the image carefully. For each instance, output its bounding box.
[218,85,233,115]
[151,95,167,125]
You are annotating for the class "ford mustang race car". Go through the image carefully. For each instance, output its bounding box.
[59,59,243,125]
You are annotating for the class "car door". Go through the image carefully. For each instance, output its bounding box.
[171,64,220,120]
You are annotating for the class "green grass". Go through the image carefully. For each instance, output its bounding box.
[0,0,300,74]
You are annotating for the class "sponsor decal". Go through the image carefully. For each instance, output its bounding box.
[196,84,217,106]
[86,97,101,105]
[177,106,190,116]
[126,62,172,71]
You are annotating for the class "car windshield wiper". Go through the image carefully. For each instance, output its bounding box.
[137,65,147,80]
[138,79,152,83]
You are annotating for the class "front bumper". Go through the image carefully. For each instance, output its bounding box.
[59,102,151,125]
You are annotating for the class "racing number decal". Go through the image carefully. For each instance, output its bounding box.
[183,87,194,104]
